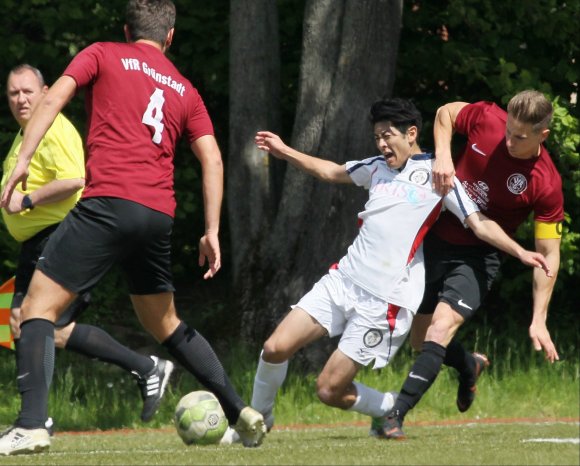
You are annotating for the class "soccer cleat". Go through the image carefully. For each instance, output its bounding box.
[135,356,174,422]
[0,426,50,455]
[456,352,490,413]
[369,416,387,438]
[44,418,54,437]
[220,411,274,445]
[233,407,267,447]
[379,410,406,440]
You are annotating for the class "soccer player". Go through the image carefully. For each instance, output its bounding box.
[247,98,551,436]
[2,63,174,427]
[382,91,564,439]
[0,0,265,455]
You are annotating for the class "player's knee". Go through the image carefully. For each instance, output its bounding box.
[315,381,343,408]
[262,338,291,363]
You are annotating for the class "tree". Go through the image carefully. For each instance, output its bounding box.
[228,0,403,357]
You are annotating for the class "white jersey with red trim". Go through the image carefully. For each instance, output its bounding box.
[338,153,478,312]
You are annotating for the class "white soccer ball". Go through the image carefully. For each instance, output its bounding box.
[174,390,228,445]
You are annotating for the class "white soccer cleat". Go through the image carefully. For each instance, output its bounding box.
[233,407,267,447]
[220,410,274,445]
[0,426,50,455]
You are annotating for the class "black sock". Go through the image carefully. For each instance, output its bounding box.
[163,321,246,424]
[16,319,55,429]
[65,323,154,377]
[443,338,476,383]
[393,341,447,420]
[13,338,20,375]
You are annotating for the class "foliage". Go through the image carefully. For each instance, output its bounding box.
[394,0,580,345]
[0,0,577,345]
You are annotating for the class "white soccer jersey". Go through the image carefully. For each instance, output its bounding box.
[339,153,478,312]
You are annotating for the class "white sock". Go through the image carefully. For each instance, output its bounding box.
[348,381,398,417]
[251,351,289,416]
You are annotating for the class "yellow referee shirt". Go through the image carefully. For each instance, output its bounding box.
[1,113,85,242]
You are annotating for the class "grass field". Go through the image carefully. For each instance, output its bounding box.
[0,420,577,465]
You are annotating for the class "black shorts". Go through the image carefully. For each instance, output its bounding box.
[416,232,501,320]
[13,224,90,328]
[37,197,175,296]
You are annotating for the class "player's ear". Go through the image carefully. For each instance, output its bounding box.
[407,125,418,143]
[163,28,175,52]
[123,25,132,43]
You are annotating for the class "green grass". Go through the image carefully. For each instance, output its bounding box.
[0,339,578,431]
[0,421,578,465]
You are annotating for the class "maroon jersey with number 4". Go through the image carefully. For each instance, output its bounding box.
[431,101,564,246]
[64,41,214,217]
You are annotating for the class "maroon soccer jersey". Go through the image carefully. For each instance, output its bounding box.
[431,101,564,246]
[64,42,214,217]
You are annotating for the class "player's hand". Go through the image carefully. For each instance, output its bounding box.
[529,321,559,363]
[199,232,221,279]
[432,153,455,196]
[517,250,552,277]
[0,163,29,208]
[3,190,25,215]
[255,131,288,159]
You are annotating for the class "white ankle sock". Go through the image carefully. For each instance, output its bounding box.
[348,381,398,417]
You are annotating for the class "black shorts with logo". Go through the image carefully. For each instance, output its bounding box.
[13,223,90,328]
[37,197,175,297]
[416,232,501,320]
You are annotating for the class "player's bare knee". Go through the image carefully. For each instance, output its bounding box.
[262,338,290,363]
[315,380,343,408]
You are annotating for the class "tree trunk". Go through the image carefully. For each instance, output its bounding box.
[229,0,403,367]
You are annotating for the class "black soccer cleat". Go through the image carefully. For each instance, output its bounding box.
[136,356,174,422]
[380,410,407,440]
[456,352,490,413]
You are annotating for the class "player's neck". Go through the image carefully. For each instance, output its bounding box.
[134,39,164,52]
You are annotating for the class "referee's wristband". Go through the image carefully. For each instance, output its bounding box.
[534,221,562,239]
[21,194,34,211]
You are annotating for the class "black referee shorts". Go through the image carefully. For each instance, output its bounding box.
[12,223,90,328]
[37,197,175,297]
[416,232,501,320]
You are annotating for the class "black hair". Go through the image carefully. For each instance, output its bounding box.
[126,0,176,45]
[369,98,422,135]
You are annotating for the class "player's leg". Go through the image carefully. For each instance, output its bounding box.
[409,313,432,351]
[252,307,327,428]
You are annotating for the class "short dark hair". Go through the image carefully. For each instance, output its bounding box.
[126,0,176,45]
[369,98,422,135]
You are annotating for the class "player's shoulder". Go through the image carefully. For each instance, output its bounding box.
[459,101,506,125]
[346,155,385,173]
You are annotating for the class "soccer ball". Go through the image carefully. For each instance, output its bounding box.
[174,390,228,445]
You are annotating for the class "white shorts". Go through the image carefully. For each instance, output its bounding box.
[293,268,414,369]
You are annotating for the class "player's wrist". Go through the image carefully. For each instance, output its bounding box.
[21,194,34,211]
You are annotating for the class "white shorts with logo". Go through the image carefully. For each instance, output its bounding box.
[293,268,414,369]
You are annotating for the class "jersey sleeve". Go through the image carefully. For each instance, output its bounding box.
[442,176,479,225]
[63,43,105,88]
[40,115,85,180]
[184,88,214,144]
[345,156,383,189]
[533,178,565,224]
[455,101,492,136]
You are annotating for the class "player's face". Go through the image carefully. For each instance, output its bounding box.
[505,115,549,159]
[6,70,46,128]
[373,121,413,169]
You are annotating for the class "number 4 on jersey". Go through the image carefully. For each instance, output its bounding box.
[142,88,165,144]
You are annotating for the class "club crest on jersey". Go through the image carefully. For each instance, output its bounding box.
[507,173,528,195]
[408,168,430,186]
[363,329,383,348]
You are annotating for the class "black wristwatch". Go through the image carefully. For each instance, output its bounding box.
[21,194,34,211]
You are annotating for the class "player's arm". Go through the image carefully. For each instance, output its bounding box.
[528,223,561,363]
[191,134,224,279]
[0,76,78,207]
[464,212,552,274]
[4,178,85,215]
[432,102,469,195]
[255,131,352,184]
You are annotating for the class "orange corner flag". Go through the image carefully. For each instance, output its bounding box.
[0,276,15,351]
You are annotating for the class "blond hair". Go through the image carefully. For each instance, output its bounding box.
[507,90,552,132]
